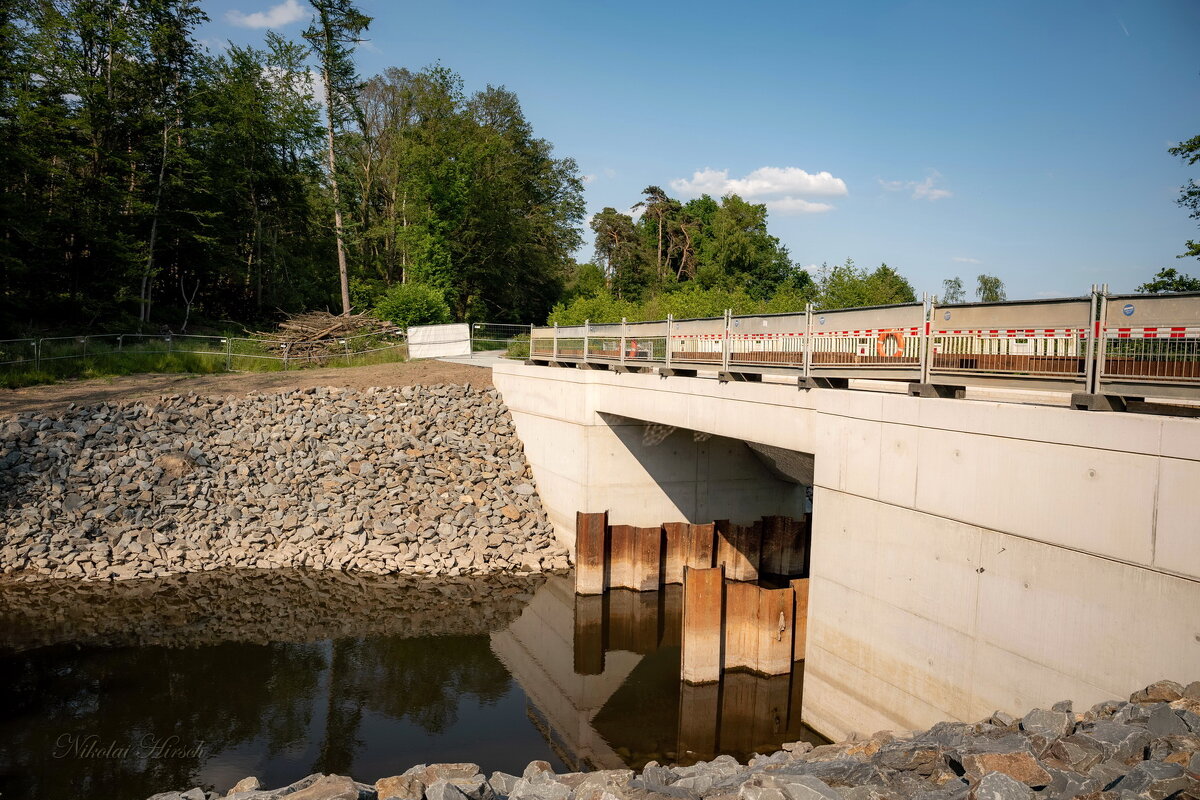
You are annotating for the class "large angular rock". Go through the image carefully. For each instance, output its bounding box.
[837,787,903,800]
[1131,681,1185,705]
[967,772,1032,800]
[876,741,945,775]
[1018,708,1073,740]
[1047,737,1103,772]
[231,778,263,794]
[778,775,840,800]
[426,781,471,800]
[508,778,570,800]
[287,775,369,800]
[1070,721,1152,763]
[1111,761,1189,799]
[488,773,520,798]
[407,764,481,785]
[765,759,886,788]
[376,775,425,800]
[1147,703,1189,736]
[957,752,1051,788]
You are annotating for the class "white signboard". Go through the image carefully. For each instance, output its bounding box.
[407,323,471,359]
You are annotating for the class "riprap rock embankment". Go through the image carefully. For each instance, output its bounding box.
[0,385,569,581]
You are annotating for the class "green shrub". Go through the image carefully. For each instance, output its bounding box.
[373,283,452,328]
[545,283,813,326]
[506,333,531,359]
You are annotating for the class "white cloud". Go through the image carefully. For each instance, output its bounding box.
[671,166,847,199]
[952,256,981,264]
[769,197,835,215]
[226,0,308,29]
[263,65,322,103]
[880,170,952,201]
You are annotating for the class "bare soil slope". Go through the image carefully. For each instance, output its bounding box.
[0,360,491,418]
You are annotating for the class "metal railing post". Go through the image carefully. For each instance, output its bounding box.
[282,343,289,370]
[1093,284,1109,394]
[583,319,590,364]
[665,314,673,371]
[1084,285,1098,394]
[225,337,232,370]
[552,322,558,361]
[118,335,124,354]
[803,304,813,379]
[922,294,934,385]
[34,339,41,372]
[721,310,732,372]
[620,317,627,367]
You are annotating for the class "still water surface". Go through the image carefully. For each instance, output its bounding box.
[0,569,821,799]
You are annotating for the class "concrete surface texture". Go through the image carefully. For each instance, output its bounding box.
[491,361,1200,742]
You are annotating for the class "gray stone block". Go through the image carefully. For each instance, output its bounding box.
[488,773,520,798]
[1147,703,1188,736]
[1019,709,1073,740]
[779,775,840,800]
[967,772,1032,800]
[1111,761,1188,799]
[426,780,471,800]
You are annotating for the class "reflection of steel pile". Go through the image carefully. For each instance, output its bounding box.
[0,569,545,652]
[490,574,824,774]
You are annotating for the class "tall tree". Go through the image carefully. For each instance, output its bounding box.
[1137,267,1200,293]
[591,208,649,300]
[633,185,677,286]
[1169,134,1200,262]
[940,276,965,304]
[304,0,372,316]
[699,195,792,298]
[815,259,915,309]
[976,274,1006,302]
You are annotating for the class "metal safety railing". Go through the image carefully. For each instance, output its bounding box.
[1096,293,1200,400]
[0,328,408,376]
[529,288,1200,402]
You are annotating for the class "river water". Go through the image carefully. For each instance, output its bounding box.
[0,569,822,799]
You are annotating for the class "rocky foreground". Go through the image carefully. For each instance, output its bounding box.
[0,385,570,581]
[150,680,1200,800]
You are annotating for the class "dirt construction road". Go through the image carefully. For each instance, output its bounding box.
[0,360,493,418]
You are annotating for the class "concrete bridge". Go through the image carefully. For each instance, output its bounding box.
[492,361,1200,742]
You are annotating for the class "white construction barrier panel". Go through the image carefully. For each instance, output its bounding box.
[407,323,471,359]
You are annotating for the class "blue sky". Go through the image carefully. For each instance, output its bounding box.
[198,0,1200,300]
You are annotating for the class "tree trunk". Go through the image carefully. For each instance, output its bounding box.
[321,67,352,316]
[140,124,171,325]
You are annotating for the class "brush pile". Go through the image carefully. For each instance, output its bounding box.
[255,311,400,363]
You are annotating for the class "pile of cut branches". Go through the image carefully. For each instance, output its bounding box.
[254,311,400,363]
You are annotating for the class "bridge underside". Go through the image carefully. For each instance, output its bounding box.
[494,362,1200,741]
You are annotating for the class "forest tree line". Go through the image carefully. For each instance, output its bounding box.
[0,0,584,336]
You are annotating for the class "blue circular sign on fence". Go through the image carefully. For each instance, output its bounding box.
[733,319,740,327]
[943,311,951,321]
[818,316,826,325]
[1122,303,1135,317]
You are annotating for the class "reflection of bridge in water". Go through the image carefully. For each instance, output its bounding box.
[490,575,823,771]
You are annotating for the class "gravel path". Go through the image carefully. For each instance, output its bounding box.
[0,360,493,418]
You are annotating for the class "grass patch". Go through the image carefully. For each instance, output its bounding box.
[0,336,410,389]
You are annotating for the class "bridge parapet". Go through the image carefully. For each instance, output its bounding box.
[530,288,1200,405]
